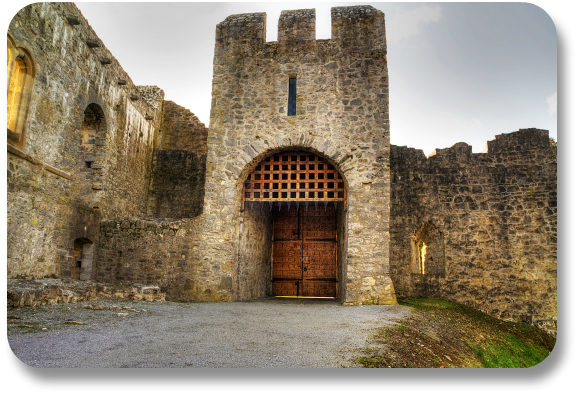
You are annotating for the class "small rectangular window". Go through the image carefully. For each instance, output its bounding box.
[288,78,297,116]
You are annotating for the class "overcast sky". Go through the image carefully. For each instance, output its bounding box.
[8,2,558,155]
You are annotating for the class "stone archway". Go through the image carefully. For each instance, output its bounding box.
[72,103,107,207]
[237,150,349,300]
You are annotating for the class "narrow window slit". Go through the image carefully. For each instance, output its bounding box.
[288,77,297,116]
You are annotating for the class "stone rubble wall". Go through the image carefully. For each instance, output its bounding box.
[7,279,165,309]
[146,101,208,219]
[137,86,164,110]
[237,207,273,300]
[196,6,394,304]
[96,218,213,301]
[390,128,557,333]
[7,3,164,279]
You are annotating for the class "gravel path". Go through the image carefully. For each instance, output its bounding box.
[7,298,410,368]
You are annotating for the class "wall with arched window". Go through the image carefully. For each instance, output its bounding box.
[7,34,35,150]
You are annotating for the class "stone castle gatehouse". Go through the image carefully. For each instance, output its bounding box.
[7,3,556,332]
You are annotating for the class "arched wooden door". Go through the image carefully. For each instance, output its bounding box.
[242,151,344,297]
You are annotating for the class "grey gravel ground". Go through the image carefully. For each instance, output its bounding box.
[7,298,410,368]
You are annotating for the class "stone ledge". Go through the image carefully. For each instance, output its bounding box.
[7,279,165,309]
[7,144,71,180]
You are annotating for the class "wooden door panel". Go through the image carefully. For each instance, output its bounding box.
[273,203,336,297]
[273,280,299,296]
[302,281,337,297]
[273,241,302,279]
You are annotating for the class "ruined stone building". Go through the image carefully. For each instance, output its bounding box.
[7,3,557,332]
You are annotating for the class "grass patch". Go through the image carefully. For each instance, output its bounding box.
[356,298,555,368]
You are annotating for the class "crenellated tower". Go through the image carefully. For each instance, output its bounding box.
[195,6,395,304]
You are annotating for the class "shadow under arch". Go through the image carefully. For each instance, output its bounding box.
[233,146,350,302]
[72,103,108,208]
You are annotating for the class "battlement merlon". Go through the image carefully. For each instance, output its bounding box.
[331,6,386,50]
[215,12,267,54]
[484,128,550,155]
[278,9,316,42]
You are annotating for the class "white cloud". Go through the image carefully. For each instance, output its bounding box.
[386,4,442,45]
[547,92,557,115]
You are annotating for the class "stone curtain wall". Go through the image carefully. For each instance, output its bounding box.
[390,129,557,331]
[193,6,395,304]
[97,218,202,300]
[7,3,163,278]
[146,101,208,218]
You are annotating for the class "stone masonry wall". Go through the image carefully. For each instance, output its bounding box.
[237,206,273,300]
[7,3,163,279]
[146,101,208,218]
[390,129,557,332]
[96,218,199,300]
[189,6,395,304]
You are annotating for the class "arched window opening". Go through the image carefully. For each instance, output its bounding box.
[413,222,445,276]
[7,35,35,149]
[73,104,106,204]
[418,240,427,274]
[70,238,94,281]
